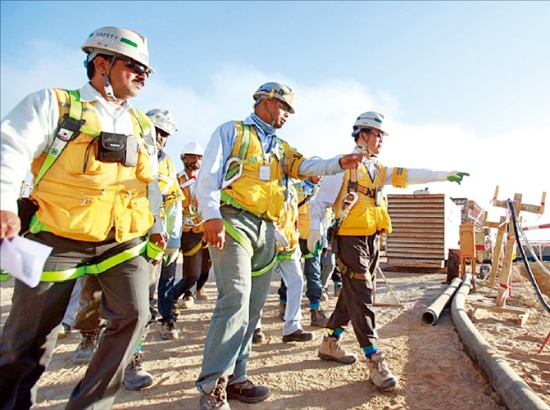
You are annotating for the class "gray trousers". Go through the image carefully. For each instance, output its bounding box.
[0,231,150,410]
[325,234,380,348]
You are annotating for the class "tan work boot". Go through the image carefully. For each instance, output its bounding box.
[196,288,208,300]
[318,335,357,364]
[199,377,231,410]
[366,352,398,390]
[180,294,195,309]
[310,308,328,327]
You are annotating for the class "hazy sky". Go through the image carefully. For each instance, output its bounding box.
[2,1,549,239]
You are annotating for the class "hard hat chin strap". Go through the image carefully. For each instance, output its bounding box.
[355,133,375,157]
[103,57,120,103]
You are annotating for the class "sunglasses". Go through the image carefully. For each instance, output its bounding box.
[117,57,150,76]
[364,129,384,139]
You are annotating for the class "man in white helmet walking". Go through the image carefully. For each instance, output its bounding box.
[123,108,184,390]
[0,26,166,409]
[195,82,369,410]
[156,141,211,340]
[308,111,469,391]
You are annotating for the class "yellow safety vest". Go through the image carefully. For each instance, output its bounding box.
[29,88,156,243]
[334,162,392,236]
[178,172,203,233]
[276,181,299,252]
[221,121,306,224]
[158,153,184,216]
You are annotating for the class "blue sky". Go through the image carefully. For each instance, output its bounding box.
[2,1,549,239]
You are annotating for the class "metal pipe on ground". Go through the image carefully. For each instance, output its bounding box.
[421,276,462,325]
[451,274,549,410]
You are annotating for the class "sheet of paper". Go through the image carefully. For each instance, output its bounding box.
[0,236,52,288]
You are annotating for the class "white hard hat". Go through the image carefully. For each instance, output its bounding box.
[253,82,296,114]
[81,26,155,73]
[146,108,178,135]
[352,111,388,136]
[181,142,204,156]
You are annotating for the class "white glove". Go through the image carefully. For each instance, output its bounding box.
[164,247,180,266]
[274,227,290,248]
[307,229,323,254]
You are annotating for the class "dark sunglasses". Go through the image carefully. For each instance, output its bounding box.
[117,57,150,76]
[363,129,384,139]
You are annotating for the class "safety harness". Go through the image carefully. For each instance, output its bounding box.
[0,90,163,284]
[332,167,378,282]
[220,122,277,276]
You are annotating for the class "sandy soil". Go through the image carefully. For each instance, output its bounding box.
[1,261,548,410]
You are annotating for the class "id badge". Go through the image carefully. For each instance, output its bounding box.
[375,187,383,207]
[259,165,270,181]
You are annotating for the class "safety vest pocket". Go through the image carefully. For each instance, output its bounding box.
[63,134,104,175]
[117,196,154,236]
[134,146,155,184]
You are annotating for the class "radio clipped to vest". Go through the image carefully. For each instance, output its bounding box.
[97,132,139,167]
[57,114,86,141]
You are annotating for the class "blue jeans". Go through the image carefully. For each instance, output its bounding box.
[196,206,275,395]
[157,260,177,322]
[299,238,323,305]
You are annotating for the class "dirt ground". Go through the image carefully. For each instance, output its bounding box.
[1,261,548,410]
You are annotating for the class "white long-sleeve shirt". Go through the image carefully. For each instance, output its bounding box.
[309,148,450,231]
[0,82,164,235]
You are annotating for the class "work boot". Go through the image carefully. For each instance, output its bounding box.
[58,322,72,339]
[171,300,180,318]
[318,335,357,364]
[366,352,398,391]
[252,328,266,344]
[310,308,328,327]
[282,328,313,343]
[278,302,286,321]
[226,379,270,403]
[160,319,179,340]
[72,329,100,363]
[199,377,231,410]
[123,352,154,390]
[196,288,208,300]
[180,294,195,309]
[334,283,342,297]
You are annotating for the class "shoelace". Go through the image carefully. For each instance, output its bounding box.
[372,356,390,376]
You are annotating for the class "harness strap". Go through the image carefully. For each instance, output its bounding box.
[40,241,148,282]
[252,257,276,277]
[222,219,253,257]
[224,122,251,182]
[182,240,203,257]
[335,257,370,281]
[276,247,296,263]
[221,218,275,276]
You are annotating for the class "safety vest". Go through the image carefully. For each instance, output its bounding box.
[297,181,319,240]
[276,180,300,252]
[158,151,184,215]
[220,121,306,224]
[334,162,392,236]
[178,171,203,233]
[29,88,156,243]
